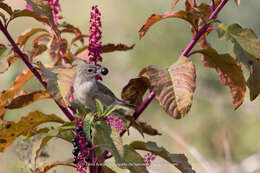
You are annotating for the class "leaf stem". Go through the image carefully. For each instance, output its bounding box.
[0,21,75,121]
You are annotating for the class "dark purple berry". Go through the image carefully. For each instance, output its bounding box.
[101,67,109,75]
[72,136,79,143]
[72,141,78,147]
[73,156,78,164]
[75,126,83,132]
[85,141,92,148]
[74,145,81,151]
[79,131,85,137]
[72,148,80,156]
[85,157,91,162]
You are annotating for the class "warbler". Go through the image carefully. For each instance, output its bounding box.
[73,63,135,111]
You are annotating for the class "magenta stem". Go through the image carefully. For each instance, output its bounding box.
[0,21,75,121]
[211,0,215,11]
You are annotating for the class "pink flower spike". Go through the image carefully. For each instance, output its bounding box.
[144,152,156,167]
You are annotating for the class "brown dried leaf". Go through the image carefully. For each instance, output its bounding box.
[195,48,246,109]
[139,10,197,39]
[0,111,64,152]
[140,56,196,119]
[121,77,150,107]
[34,161,75,173]
[5,91,51,109]
[102,43,135,53]
[17,28,46,49]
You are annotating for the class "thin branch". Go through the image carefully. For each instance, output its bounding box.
[0,21,75,121]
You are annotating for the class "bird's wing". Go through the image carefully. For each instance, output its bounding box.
[95,81,118,107]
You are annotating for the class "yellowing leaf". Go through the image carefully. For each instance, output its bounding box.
[39,63,75,107]
[139,11,197,39]
[140,56,196,119]
[0,111,64,152]
[5,91,51,109]
[217,23,260,100]
[195,48,246,109]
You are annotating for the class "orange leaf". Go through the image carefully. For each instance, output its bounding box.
[5,91,51,109]
[140,56,196,119]
[121,77,150,107]
[139,10,197,39]
[195,48,246,109]
[0,111,64,152]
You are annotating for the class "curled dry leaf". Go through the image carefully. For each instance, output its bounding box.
[17,28,46,49]
[5,91,51,109]
[194,48,246,109]
[139,10,197,39]
[11,9,49,24]
[217,23,260,100]
[121,76,150,107]
[0,111,64,152]
[140,56,196,119]
[38,62,75,107]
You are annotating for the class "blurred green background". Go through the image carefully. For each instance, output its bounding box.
[1,0,260,173]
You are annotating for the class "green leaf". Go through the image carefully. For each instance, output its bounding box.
[70,102,91,116]
[194,48,246,109]
[140,56,196,119]
[83,113,94,141]
[121,145,148,173]
[217,23,260,100]
[93,120,124,163]
[103,105,117,116]
[130,141,195,173]
[0,111,64,152]
[95,99,104,116]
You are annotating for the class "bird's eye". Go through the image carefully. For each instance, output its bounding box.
[88,68,93,72]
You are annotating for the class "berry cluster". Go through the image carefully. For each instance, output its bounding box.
[72,120,93,173]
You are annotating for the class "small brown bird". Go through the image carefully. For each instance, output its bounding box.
[73,63,135,111]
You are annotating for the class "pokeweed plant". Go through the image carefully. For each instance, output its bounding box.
[0,0,257,173]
